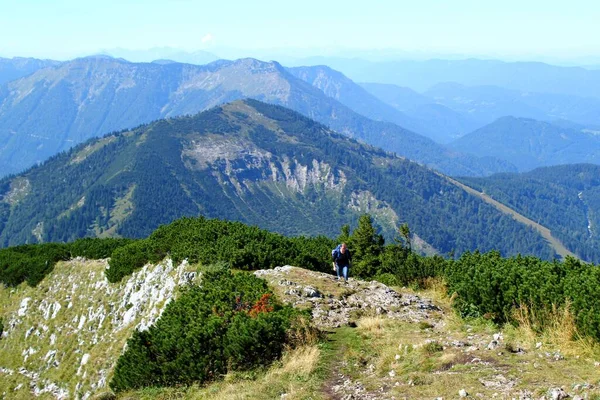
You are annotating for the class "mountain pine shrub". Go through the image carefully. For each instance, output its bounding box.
[445,251,600,341]
[110,269,308,392]
[105,240,150,283]
[107,216,335,282]
[68,237,135,259]
[0,243,70,286]
[0,238,135,287]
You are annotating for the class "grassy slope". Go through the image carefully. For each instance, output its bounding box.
[0,258,197,399]
[121,280,600,400]
[1,260,598,399]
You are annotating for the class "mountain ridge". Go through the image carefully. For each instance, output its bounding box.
[300,57,600,98]
[0,56,513,177]
[0,57,61,85]
[0,99,556,260]
[449,116,600,171]
[359,81,484,142]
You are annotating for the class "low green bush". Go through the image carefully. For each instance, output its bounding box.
[68,237,135,259]
[445,251,600,341]
[109,270,307,392]
[107,217,335,282]
[378,245,447,286]
[0,243,70,286]
[0,238,136,287]
[105,240,149,283]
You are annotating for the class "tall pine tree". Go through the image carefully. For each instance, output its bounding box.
[350,214,384,277]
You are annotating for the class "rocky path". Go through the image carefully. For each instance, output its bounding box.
[255,266,444,400]
[256,266,600,400]
[254,265,442,329]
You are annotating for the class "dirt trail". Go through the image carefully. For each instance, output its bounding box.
[444,175,576,259]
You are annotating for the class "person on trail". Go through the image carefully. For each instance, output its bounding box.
[332,243,352,282]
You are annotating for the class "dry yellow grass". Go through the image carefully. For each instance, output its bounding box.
[279,345,321,378]
[507,302,600,359]
[356,316,388,336]
[188,344,323,400]
[335,287,600,399]
[120,344,325,400]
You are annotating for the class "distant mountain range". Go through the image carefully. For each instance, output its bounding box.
[287,65,421,132]
[449,117,600,171]
[459,164,600,263]
[359,80,600,165]
[286,65,483,144]
[2,55,600,178]
[0,99,560,261]
[299,58,600,98]
[0,57,60,85]
[100,47,219,65]
[0,56,511,177]
[425,82,600,129]
[359,82,483,143]
[361,80,600,140]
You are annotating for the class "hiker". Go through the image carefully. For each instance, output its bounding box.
[332,242,352,282]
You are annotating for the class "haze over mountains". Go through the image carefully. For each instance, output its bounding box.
[0,57,60,85]
[450,117,600,171]
[425,82,600,129]
[100,47,219,65]
[1,52,600,262]
[0,56,511,178]
[359,82,484,143]
[301,57,600,97]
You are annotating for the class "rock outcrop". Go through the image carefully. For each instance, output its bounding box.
[0,257,198,399]
[254,265,441,329]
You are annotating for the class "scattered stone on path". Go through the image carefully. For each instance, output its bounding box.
[548,387,570,400]
[254,266,442,329]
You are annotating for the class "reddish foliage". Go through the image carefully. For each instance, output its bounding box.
[249,293,274,317]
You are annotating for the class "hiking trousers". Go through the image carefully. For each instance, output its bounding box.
[336,264,349,281]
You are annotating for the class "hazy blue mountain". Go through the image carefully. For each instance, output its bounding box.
[0,56,513,177]
[450,117,600,171]
[286,65,477,143]
[425,83,548,123]
[286,65,422,131]
[358,82,431,110]
[360,82,483,142]
[151,59,179,65]
[460,164,600,263]
[516,91,600,128]
[549,119,597,132]
[293,58,600,98]
[0,57,60,85]
[405,103,483,143]
[0,99,555,260]
[426,82,600,128]
[100,47,219,65]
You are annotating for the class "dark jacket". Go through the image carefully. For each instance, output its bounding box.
[334,249,352,267]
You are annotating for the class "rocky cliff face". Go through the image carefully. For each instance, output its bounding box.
[0,258,198,399]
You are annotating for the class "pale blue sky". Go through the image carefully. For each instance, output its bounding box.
[1,0,598,61]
